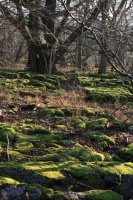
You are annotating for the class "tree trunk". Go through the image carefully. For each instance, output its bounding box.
[77,35,82,69]
[98,0,108,74]
[98,49,107,74]
[27,43,57,74]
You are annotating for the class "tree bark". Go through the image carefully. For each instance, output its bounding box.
[77,35,82,69]
[27,43,49,74]
[98,47,107,74]
[98,0,108,74]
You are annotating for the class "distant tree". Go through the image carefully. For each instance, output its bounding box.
[62,0,133,82]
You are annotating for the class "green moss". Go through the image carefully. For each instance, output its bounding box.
[85,131,115,146]
[30,79,46,87]
[67,147,105,162]
[81,108,96,117]
[8,150,26,160]
[111,120,128,131]
[44,82,55,89]
[15,142,34,153]
[31,74,46,82]
[67,161,133,186]
[41,109,56,117]
[83,190,122,200]
[0,141,7,148]
[18,72,31,79]
[0,71,19,79]
[1,161,133,189]
[98,141,108,150]
[29,127,53,135]
[26,185,37,192]
[119,143,133,161]
[38,153,64,162]
[55,125,67,130]
[54,109,65,117]
[83,74,133,103]
[86,118,109,130]
[0,126,18,143]
[62,108,73,116]
[41,108,64,117]
[53,191,67,200]
[0,176,20,186]
[42,187,54,199]
[75,119,86,129]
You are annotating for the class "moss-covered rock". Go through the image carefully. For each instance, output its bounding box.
[30,79,46,87]
[29,127,53,135]
[31,74,47,82]
[0,141,7,148]
[18,72,31,79]
[81,108,96,117]
[41,108,64,117]
[0,71,20,79]
[82,190,122,200]
[66,161,133,187]
[62,108,73,117]
[65,147,105,162]
[85,131,115,146]
[0,126,18,143]
[119,143,133,161]
[111,120,129,131]
[41,187,54,199]
[86,118,109,130]
[75,119,86,129]
[8,150,26,160]
[55,125,68,130]
[0,176,20,186]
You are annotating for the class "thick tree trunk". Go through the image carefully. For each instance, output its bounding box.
[27,43,57,74]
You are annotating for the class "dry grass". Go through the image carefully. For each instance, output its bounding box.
[47,89,89,108]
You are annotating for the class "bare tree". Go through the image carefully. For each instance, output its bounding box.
[0,0,104,74]
[62,0,133,82]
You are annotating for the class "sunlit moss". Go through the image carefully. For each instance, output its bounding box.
[82,190,122,200]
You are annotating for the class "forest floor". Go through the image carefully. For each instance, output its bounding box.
[0,70,133,200]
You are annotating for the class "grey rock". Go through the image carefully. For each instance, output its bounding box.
[0,185,42,200]
[121,175,133,200]
[104,174,120,184]
[128,125,133,133]
[65,139,74,146]
[28,188,42,200]
[0,185,26,200]
[1,167,46,184]
[65,192,80,200]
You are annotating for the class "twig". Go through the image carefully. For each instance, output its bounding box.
[6,133,10,161]
[110,102,127,117]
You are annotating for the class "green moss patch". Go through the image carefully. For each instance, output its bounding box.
[63,147,105,162]
[80,73,133,103]
[85,131,115,147]
[86,118,109,130]
[119,143,133,161]
[0,176,20,186]
[82,190,122,200]
[110,120,129,131]
[41,108,65,117]
[0,126,18,143]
